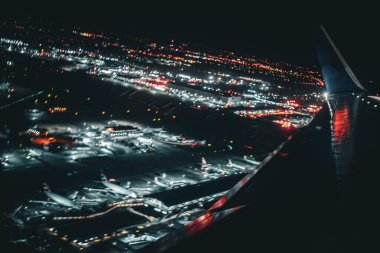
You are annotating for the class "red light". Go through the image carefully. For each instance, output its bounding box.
[333,105,350,144]
[209,196,227,211]
[185,212,214,236]
[31,136,75,147]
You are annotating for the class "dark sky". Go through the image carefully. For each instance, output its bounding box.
[1,1,379,85]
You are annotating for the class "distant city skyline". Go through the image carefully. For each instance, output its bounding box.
[1,11,378,87]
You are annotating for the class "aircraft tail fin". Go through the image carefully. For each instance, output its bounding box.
[201,157,209,170]
[313,25,367,94]
[68,191,79,200]
[100,173,107,181]
[43,183,51,192]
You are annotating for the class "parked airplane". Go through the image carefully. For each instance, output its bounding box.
[201,157,211,171]
[86,173,137,198]
[101,173,137,197]
[199,158,229,176]
[154,176,171,188]
[227,159,247,171]
[29,183,96,210]
[243,155,260,165]
[156,132,205,147]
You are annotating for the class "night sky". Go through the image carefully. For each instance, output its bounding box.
[2,1,379,86]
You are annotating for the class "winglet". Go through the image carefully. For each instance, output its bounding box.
[314,25,367,94]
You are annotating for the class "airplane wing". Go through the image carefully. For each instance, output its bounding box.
[75,199,102,205]
[84,187,110,192]
[142,26,380,253]
[29,200,61,205]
